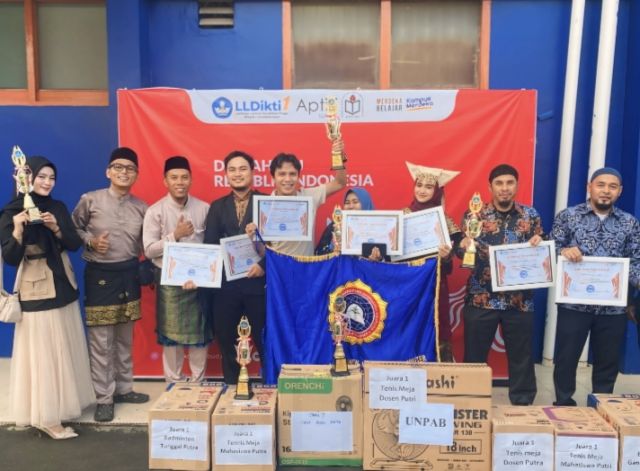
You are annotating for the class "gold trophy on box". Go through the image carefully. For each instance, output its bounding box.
[234,316,254,400]
[11,145,43,224]
[461,192,483,269]
[330,296,350,377]
[325,96,346,170]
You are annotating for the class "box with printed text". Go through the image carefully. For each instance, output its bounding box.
[542,406,618,471]
[588,394,640,471]
[148,382,225,471]
[492,406,554,471]
[363,361,492,471]
[211,385,278,471]
[277,362,363,467]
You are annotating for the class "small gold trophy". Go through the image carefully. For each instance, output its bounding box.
[331,205,343,253]
[325,96,345,170]
[461,192,483,269]
[11,145,43,225]
[330,296,350,377]
[234,316,254,400]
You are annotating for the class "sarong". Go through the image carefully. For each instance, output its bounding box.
[84,259,141,326]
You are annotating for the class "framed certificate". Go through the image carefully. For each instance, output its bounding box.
[489,241,556,292]
[160,242,223,288]
[220,234,262,281]
[253,195,313,242]
[555,256,629,307]
[341,210,404,256]
[391,206,451,261]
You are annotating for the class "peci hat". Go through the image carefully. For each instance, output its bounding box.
[164,155,191,174]
[405,161,460,187]
[110,147,138,167]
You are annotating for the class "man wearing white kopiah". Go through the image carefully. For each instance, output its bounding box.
[143,156,212,383]
[247,141,347,257]
[550,167,640,406]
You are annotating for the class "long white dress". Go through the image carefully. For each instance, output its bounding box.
[10,299,95,427]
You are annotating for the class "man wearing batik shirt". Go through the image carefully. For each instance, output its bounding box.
[550,167,640,406]
[456,164,544,405]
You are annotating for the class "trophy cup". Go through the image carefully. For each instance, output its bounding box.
[325,96,345,170]
[11,145,43,224]
[331,205,343,253]
[234,316,254,400]
[330,296,350,377]
[461,192,483,269]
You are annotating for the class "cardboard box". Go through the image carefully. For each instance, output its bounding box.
[589,394,640,471]
[363,361,492,471]
[211,385,278,471]
[277,362,363,467]
[492,406,554,471]
[542,406,619,471]
[148,382,225,470]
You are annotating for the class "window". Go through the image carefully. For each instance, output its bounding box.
[283,0,489,89]
[0,0,108,106]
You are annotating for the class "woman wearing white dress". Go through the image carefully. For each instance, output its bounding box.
[0,156,95,439]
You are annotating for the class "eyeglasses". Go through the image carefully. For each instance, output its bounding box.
[109,163,138,174]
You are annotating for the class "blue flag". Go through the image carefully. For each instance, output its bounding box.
[263,250,438,383]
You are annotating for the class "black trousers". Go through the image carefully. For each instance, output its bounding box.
[213,289,266,384]
[553,307,627,405]
[463,305,536,405]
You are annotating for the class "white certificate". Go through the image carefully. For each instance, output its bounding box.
[220,234,262,281]
[160,242,223,288]
[489,241,556,292]
[391,206,451,261]
[253,195,313,241]
[341,210,404,256]
[555,255,629,307]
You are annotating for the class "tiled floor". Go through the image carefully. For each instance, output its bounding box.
[0,358,638,426]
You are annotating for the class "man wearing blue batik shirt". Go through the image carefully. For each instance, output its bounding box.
[456,164,544,406]
[551,167,640,406]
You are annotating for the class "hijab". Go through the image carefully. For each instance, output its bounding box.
[409,181,444,213]
[345,187,375,210]
[0,156,69,278]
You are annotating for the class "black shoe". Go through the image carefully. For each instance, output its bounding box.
[113,391,150,404]
[94,403,114,422]
[553,399,577,406]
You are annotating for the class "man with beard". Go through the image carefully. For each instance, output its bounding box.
[550,167,640,406]
[456,164,544,405]
[203,151,266,384]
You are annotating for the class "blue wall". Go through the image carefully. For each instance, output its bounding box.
[2,0,640,363]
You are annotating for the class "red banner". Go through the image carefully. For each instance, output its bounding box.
[117,88,537,378]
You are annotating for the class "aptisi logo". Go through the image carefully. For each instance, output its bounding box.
[212,97,233,119]
[342,93,363,117]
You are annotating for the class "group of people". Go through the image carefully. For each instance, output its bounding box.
[1,142,639,441]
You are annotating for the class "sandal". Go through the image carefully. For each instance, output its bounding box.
[36,425,78,440]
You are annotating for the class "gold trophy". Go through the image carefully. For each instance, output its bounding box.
[330,296,350,377]
[331,205,343,253]
[461,192,483,269]
[325,96,345,170]
[234,316,254,400]
[11,145,43,224]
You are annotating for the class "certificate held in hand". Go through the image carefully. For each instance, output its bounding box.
[252,195,313,242]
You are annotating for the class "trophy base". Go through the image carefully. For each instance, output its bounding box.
[331,358,350,377]
[26,219,44,226]
[461,252,476,269]
[234,382,253,400]
[330,152,345,171]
